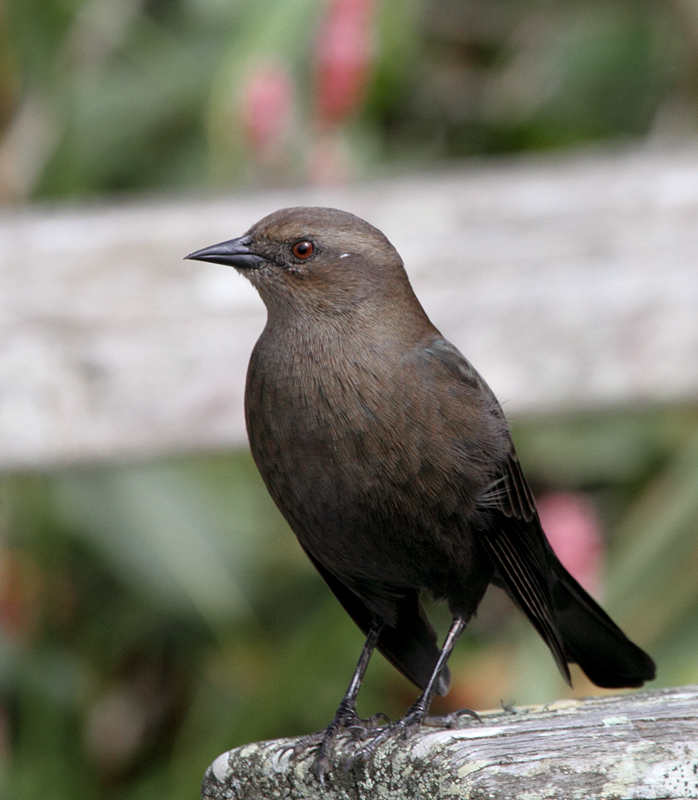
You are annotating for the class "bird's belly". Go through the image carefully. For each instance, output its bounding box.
[250,406,481,590]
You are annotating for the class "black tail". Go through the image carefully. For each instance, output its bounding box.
[485,510,656,690]
[551,560,656,688]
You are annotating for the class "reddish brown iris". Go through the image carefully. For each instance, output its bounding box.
[291,240,314,259]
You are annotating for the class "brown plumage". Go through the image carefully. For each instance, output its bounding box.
[186,207,655,779]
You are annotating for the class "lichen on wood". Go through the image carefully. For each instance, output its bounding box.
[202,685,698,800]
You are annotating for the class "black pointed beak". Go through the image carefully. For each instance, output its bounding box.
[185,236,266,269]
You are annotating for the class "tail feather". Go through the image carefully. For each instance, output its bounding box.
[552,565,656,688]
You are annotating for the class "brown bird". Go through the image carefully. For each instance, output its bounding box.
[186,207,655,779]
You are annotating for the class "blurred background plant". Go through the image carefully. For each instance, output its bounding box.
[2,0,698,201]
[1,0,698,798]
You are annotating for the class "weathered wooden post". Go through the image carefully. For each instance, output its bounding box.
[202,685,698,800]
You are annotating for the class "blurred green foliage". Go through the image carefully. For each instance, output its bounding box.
[0,0,696,200]
[1,0,698,798]
[2,409,698,798]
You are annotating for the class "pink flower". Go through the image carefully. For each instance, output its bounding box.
[242,64,295,162]
[314,0,375,125]
[537,491,604,595]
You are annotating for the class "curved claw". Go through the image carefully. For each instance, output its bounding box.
[364,711,391,727]
[315,720,353,784]
[291,731,325,758]
[346,710,422,770]
[316,705,387,784]
[345,711,392,739]
[424,707,482,729]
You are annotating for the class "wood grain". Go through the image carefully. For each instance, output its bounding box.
[201,684,698,799]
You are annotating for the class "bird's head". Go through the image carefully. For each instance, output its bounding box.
[186,207,421,322]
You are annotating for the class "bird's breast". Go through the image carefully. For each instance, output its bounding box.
[243,324,493,583]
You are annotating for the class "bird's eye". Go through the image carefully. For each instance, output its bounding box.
[291,240,314,260]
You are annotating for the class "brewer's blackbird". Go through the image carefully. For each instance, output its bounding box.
[186,207,655,778]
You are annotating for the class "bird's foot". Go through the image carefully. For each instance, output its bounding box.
[346,705,425,769]
[423,707,481,729]
[346,705,481,769]
[345,711,391,740]
[314,704,390,784]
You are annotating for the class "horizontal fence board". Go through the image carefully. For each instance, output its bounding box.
[2,146,698,468]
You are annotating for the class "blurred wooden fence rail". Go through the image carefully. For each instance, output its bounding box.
[201,685,698,800]
[2,146,698,470]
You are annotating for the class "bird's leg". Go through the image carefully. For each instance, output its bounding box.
[349,616,468,764]
[315,620,383,783]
